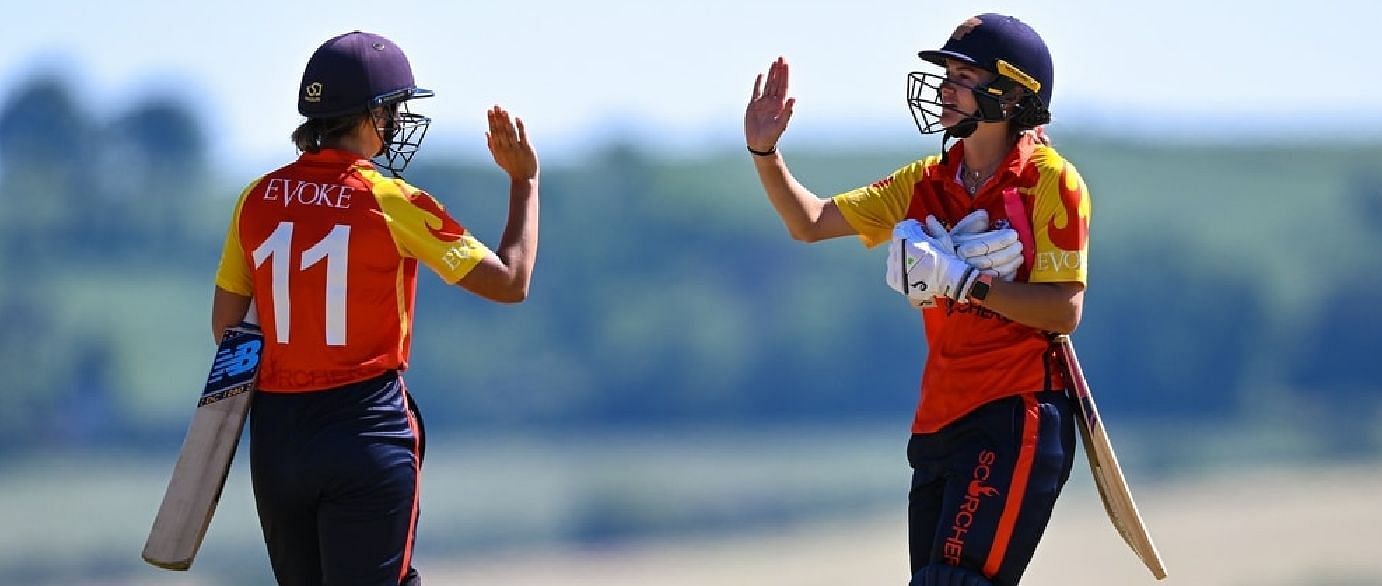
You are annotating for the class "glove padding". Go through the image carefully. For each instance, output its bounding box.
[922,210,1023,282]
[887,219,980,307]
[953,229,1023,281]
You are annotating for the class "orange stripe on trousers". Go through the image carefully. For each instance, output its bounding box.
[982,393,1040,577]
[398,387,422,585]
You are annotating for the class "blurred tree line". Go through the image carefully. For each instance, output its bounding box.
[0,72,1377,459]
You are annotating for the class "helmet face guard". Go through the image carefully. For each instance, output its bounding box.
[906,65,1042,139]
[906,70,949,135]
[369,87,433,177]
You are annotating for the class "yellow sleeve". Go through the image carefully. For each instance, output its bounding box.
[1028,157,1091,284]
[213,179,261,295]
[830,159,931,248]
[372,177,491,284]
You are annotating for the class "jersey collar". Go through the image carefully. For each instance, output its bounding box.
[942,131,1038,187]
[298,147,376,170]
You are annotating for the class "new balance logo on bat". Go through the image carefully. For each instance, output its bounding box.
[199,331,262,407]
[206,339,261,385]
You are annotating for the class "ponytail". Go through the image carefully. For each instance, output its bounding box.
[291,113,368,153]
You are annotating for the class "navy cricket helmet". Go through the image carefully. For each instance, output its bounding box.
[299,31,433,175]
[907,14,1053,138]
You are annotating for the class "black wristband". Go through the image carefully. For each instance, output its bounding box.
[747,145,777,157]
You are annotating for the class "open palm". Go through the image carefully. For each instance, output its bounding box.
[745,57,796,153]
[486,105,538,181]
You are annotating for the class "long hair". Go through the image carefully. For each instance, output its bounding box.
[290,112,369,153]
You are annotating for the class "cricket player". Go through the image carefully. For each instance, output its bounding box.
[745,14,1088,586]
[210,31,540,585]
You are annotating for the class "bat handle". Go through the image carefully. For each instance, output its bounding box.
[243,301,260,326]
[1054,334,1089,398]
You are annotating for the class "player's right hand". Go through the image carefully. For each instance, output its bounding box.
[745,57,795,154]
[486,106,538,182]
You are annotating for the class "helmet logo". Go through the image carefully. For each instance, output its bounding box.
[371,42,385,51]
[951,16,983,40]
[304,82,324,103]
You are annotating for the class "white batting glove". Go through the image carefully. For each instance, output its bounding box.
[889,220,938,307]
[887,219,981,307]
[948,209,990,238]
[954,229,1023,281]
[921,210,1022,282]
[919,210,987,253]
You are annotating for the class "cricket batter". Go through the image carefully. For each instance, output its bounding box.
[745,14,1088,586]
[210,31,540,585]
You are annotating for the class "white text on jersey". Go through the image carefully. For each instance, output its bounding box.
[263,179,355,209]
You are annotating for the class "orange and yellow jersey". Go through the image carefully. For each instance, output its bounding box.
[832,133,1091,433]
[214,149,491,392]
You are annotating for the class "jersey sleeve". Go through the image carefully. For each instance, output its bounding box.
[1028,160,1091,284]
[376,179,491,284]
[213,179,261,296]
[830,160,927,248]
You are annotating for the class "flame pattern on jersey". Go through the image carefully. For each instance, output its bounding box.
[828,134,1090,433]
[213,149,492,392]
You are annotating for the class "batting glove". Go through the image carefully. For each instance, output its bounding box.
[921,210,1023,282]
[887,219,981,307]
[954,229,1024,281]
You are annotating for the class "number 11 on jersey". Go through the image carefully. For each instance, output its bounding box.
[251,221,351,346]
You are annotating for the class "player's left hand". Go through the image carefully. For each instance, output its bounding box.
[486,106,538,182]
[954,229,1023,281]
[918,210,988,255]
[918,211,1023,282]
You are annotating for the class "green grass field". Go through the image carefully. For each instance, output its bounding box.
[3,425,1378,585]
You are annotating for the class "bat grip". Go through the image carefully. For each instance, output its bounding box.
[1056,334,1091,399]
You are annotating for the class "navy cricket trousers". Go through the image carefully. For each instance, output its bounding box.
[907,390,1077,586]
[250,371,425,586]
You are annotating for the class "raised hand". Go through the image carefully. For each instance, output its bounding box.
[745,57,796,154]
[486,106,538,181]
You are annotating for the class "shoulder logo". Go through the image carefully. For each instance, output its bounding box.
[1047,164,1088,252]
[410,193,464,243]
[304,82,323,103]
[952,16,983,40]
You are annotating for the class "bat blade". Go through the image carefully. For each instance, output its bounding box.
[142,320,262,571]
[1057,334,1168,580]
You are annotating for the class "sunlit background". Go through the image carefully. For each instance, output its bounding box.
[3,1,1380,584]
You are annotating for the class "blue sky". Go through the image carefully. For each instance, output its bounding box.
[7,0,1381,170]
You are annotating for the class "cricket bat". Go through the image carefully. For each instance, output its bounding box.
[142,306,262,570]
[1056,334,1168,580]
